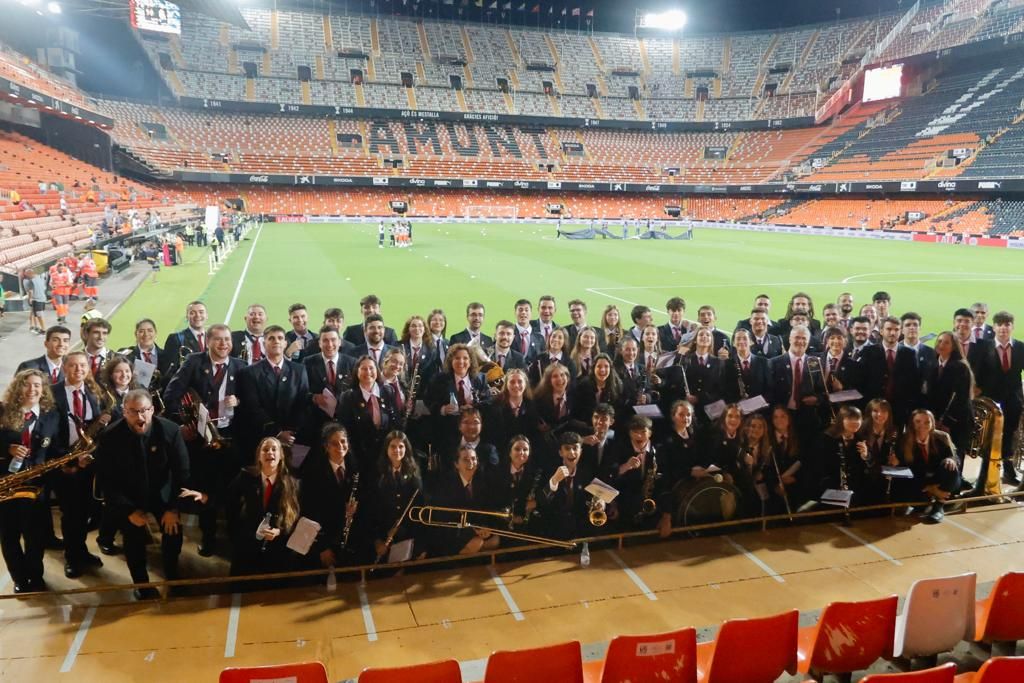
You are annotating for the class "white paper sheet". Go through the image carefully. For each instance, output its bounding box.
[132,358,157,389]
[319,387,337,417]
[704,399,727,421]
[881,466,914,479]
[828,389,863,403]
[196,402,210,437]
[388,538,415,563]
[285,517,321,555]
[821,488,854,508]
[584,478,620,504]
[738,395,769,414]
[633,403,663,418]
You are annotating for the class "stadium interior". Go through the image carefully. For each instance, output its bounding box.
[1,0,1024,680]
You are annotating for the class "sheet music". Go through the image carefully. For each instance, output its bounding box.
[704,399,727,421]
[285,517,321,555]
[881,466,914,479]
[738,395,769,414]
[196,403,210,437]
[388,538,415,563]
[828,389,863,403]
[655,351,679,369]
[633,403,663,418]
[821,489,854,508]
[319,387,337,417]
[585,478,620,504]
[132,358,157,389]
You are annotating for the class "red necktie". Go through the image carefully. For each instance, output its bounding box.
[886,349,895,371]
[369,394,381,427]
[144,350,153,365]
[197,333,206,352]
[272,365,281,377]
[459,380,471,406]
[73,389,85,420]
[327,359,336,387]
[498,353,506,368]
[411,347,419,371]
[263,478,273,509]
[1002,345,1011,372]
[974,328,982,341]
[558,396,567,418]
[830,357,838,373]
[520,332,529,354]
[51,368,59,384]
[90,355,100,375]
[629,366,635,379]
[673,327,681,342]
[392,380,403,406]
[918,442,929,464]
[209,363,226,419]
[886,349,896,398]
[743,359,750,373]
[792,358,803,404]
[21,412,34,448]
[251,337,263,361]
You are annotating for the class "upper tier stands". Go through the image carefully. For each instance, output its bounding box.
[0,44,96,113]
[0,131,190,272]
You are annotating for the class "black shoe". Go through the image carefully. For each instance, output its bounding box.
[27,579,49,592]
[44,536,64,550]
[97,540,121,556]
[81,552,103,568]
[924,504,945,524]
[12,582,28,594]
[133,587,161,601]
[64,563,83,579]
[1002,470,1021,486]
[197,541,217,558]
[959,480,975,493]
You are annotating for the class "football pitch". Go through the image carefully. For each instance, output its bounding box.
[106,222,1024,349]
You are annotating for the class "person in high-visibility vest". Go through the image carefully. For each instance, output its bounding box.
[49,261,72,324]
[78,254,100,301]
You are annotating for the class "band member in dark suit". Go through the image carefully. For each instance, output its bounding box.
[231,303,268,364]
[680,328,724,418]
[343,294,398,346]
[0,371,62,592]
[659,297,696,352]
[953,308,992,378]
[528,328,576,387]
[372,431,423,562]
[721,329,769,405]
[580,402,618,484]
[351,315,396,368]
[450,302,493,349]
[696,306,731,354]
[530,295,562,340]
[379,349,410,427]
[768,326,821,442]
[17,325,71,384]
[429,446,499,555]
[925,332,974,479]
[735,295,773,334]
[123,318,168,379]
[901,313,936,387]
[163,301,208,376]
[400,315,440,386]
[569,326,599,380]
[163,323,246,556]
[490,435,541,535]
[427,309,450,364]
[484,369,541,463]
[284,303,319,362]
[637,325,662,378]
[859,399,901,501]
[427,344,491,461]
[598,305,625,357]
[607,416,660,530]
[300,423,364,568]
[970,303,996,342]
[302,326,356,444]
[766,405,805,507]
[539,432,600,540]
[775,293,822,342]
[897,410,962,524]
[52,351,105,578]
[535,362,589,457]
[816,327,863,405]
[512,300,546,361]
[978,311,1024,487]
[655,401,702,528]
[574,353,633,429]
[858,317,921,426]
[454,407,499,467]
[564,299,590,350]
[225,436,300,578]
[490,320,528,372]
[236,325,310,467]
[321,307,358,356]
[95,390,196,599]
[337,356,399,477]
[817,406,875,505]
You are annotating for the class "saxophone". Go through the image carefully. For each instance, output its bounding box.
[0,416,96,503]
[341,472,360,550]
[635,450,658,522]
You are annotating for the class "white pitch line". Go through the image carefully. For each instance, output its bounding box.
[222,222,264,325]
[487,566,525,621]
[944,518,1003,548]
[59,605,96,673]
[357,582,379,640]
[589,275,1024,292]
[832,524,903,566]
[723,536,785,583]
[223,593,242,658]
[585,289,667,315]
[607,550,658,601]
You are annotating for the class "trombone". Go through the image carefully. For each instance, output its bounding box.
[408,505,575,549]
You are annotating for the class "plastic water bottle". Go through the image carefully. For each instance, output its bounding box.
[580,542,590,568]
[8,457,24,474]
[326,568,337,592]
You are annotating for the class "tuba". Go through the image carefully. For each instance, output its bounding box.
[970,397,1005,496]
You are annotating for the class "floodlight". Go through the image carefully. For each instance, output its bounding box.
[47,1,61,13]
[661,9,686,31]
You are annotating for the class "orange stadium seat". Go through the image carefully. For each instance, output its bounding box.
[359,658,463,682]
[954,657,1024,683]
[695,609,799,683]
[858,664,957,683]
[219,661,329,683]
[483,641,584,683]
[583,627,698,683]
[972,572,1024,645]
[797,596,899,680]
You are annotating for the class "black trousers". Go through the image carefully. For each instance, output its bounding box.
[0,497,48,585]
[53,467,93,563]
[118,512,183,584]
[188,438,237,544]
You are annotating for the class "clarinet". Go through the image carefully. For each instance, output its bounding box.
[401,365,421,430]
[341,472,360,550]
[734,354,748,400]
[839,439,850,491]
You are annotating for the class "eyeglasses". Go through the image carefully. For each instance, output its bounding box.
[124,406,154,416]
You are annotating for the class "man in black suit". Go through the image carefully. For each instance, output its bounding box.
[768,326,821,440]
[236,325,310,463]
[163,300,208,376]
[122,318,170,381]
[17,324,71,384]
[979,311,1024,486]
[747,308,784,359]
[284,303,318,361]
[565,299,590,349]
[82,318,112,377]
[52,351,104,578]
[697,305,731,353]
[95,390,194,599]
[342,294,398,346]
[721,329,769,404]
[163,323,245,555]
[849,317,874,362]
[953,308,992,378]
[900,312,936,389]
[817,327,863,400]
[450,302,493,349]
[231,303,268,364]
[734,294,771,334]
[659,297,696,352]
[580,403,617,480]
[836,292,855,331]
[512,299,545,361]
[456,407,499,467]
[530,295,561,342]
[491,320,527,371]
[352,315,395,368]
[628,305,653,344]
[859,316,921,426]
[970,302,996,342]
[430,446,500,555]
[775,292,822,342]
[303,325,356,416]
[539,432,598,540]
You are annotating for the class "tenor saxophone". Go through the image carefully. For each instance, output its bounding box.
[636,451,658,522]
[0,416,96,503]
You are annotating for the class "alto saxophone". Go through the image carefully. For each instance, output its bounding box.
[636,450,658,522]
[0,416,96,503]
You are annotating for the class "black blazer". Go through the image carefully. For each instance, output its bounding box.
[767,354,819,408]
[298,453,360,554]
[528,354,577,387]
[16,356,64,383]
[450,330,494,349]
[163,353,245,426]
[858,345,921,416]
[682,355,724,407]
[401,341,442,385]
[350,343,396,368]
[230,330,265,362]
[303,353,355,398]
[814,352,863,396]
[163,328,205,375]
[123,345,169,379]
[224,468,295,549]
[530,319,562,338]
[335,383,400,474]
[51,381,101,448]
[749,334,785,359]
[489,347,527,372]
[342,323,398,347]
[0,408,62,470]
[978,340,1024,408]
[721,353,770,404]
[511,327,546,361]
[657,322,692,352]
[236,359,310,439]
[959,338,992,378]
[95,416,190,515]
[285,330,320,361]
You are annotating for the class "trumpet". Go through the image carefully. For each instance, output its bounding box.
[409,505,575,549]
[588,495,607,527]
[0,416,96,503]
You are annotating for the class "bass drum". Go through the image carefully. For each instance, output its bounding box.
[673,478,741,527]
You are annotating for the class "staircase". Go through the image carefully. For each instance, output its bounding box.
[327,120,339,155]
[323,15,333,49]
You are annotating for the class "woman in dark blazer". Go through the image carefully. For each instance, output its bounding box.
[336,356,400,478]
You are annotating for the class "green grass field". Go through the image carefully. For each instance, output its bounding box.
[106,222,1024,350]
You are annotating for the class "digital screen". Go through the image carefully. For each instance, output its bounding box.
[130,0,181,35]
[863,64,903,103]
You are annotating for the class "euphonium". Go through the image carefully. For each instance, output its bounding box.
[587,495,607,527]
[181,389,228,449]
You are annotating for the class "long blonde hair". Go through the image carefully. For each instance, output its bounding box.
[1,370,55,431]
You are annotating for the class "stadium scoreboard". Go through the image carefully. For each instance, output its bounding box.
[130,0,182,35]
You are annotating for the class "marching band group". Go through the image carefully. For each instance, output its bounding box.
[1,290,1022,596]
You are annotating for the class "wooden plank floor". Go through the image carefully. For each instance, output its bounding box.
[0,502,1021,681]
